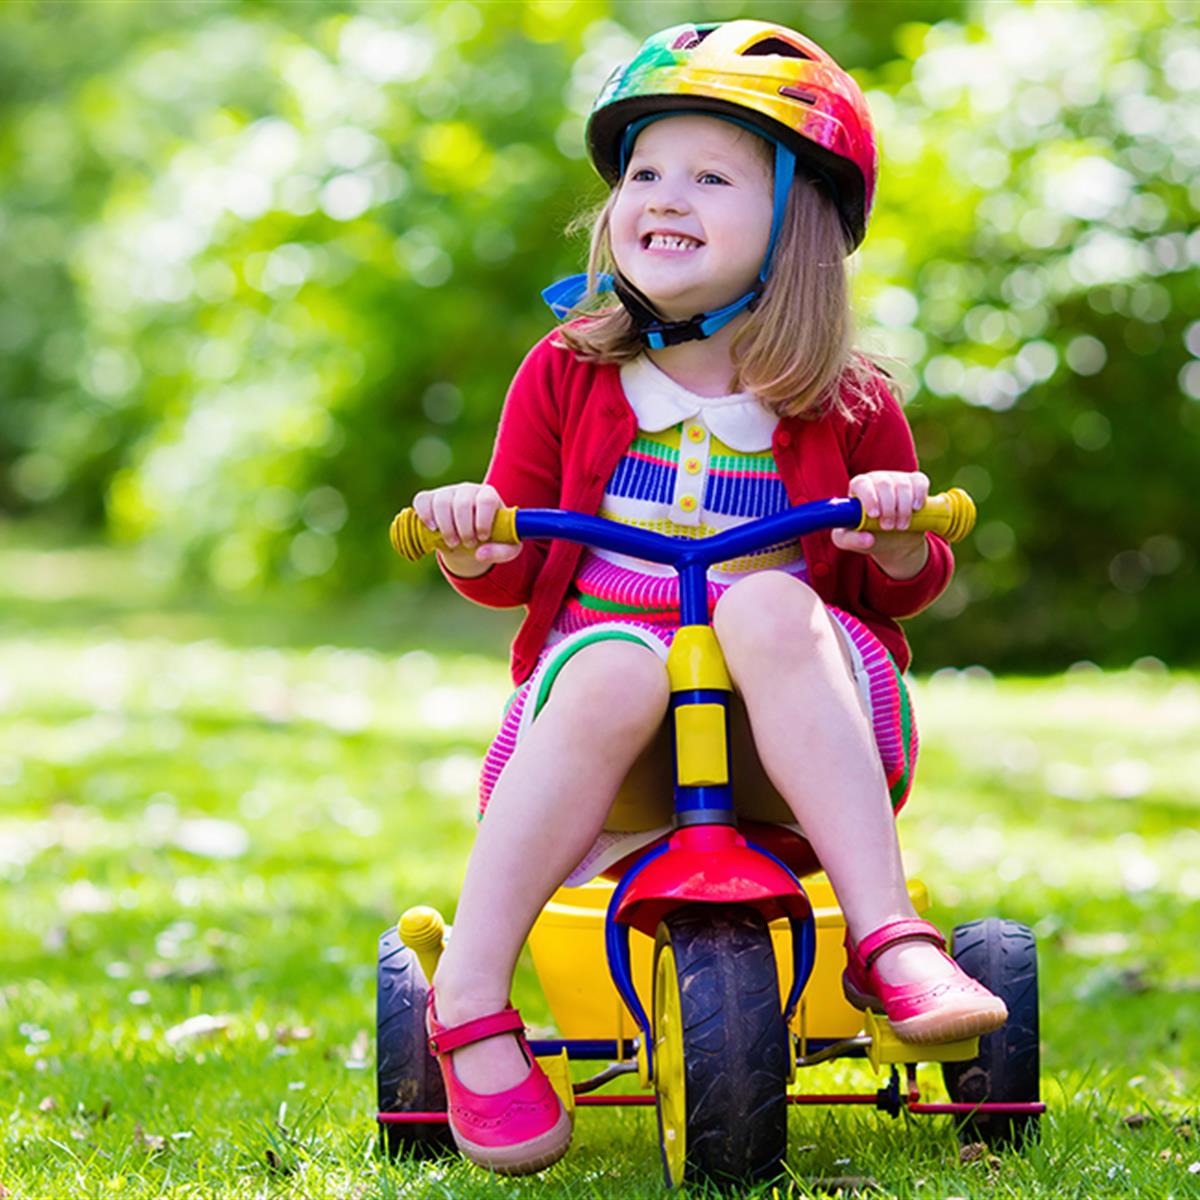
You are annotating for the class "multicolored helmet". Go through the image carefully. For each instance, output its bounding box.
[586,19,878,249]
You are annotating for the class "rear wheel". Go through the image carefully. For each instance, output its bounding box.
[652,905,788,1188]
[941,918,1040,1146]
[376,928,453,1159]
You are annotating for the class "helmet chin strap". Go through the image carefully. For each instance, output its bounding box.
[543,123,796,348]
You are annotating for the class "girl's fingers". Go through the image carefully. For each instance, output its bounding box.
[850,474,880,519]
[849,471,929,529]
[913,472,930,511]
[475,486,501,543]
[431,489,459,547]
[893,476,913,530]
[874,476,896,529]
[477,542,521,564]
[831,528,875,554]
[413,491,435,531]
[452,487,478,548]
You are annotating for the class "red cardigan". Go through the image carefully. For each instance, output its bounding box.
[443,331,952,683]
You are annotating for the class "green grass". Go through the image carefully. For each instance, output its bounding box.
[2,529,1198,1199]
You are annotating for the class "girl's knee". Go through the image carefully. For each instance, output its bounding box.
[714,572,828,655]
[549,641,669,732]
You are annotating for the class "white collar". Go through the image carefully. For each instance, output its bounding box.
[619,355,778,453]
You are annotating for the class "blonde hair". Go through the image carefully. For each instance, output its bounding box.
[554,173,884,420]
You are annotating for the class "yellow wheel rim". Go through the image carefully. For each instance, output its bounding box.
[654,941,687,1186]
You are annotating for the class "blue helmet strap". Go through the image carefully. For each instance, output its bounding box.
[543,117,797,347]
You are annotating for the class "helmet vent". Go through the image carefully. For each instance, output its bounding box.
[779,85,819,105]
[742,36,813,60]
[671,27,717,51]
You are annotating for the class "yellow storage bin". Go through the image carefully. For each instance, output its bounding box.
[527,874,930,1043]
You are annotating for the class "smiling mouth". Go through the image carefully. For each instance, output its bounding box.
[642,233,704,251]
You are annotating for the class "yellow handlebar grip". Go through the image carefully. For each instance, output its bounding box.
[857,488,976,543]
[398,905,446,984]
[389,506,520,561]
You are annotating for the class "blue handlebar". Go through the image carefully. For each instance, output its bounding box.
[513,498,862,568]
[513,498,864,626]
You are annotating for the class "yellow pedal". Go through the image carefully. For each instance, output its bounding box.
[537,1050,576,1122]
[863,1009,979,1072]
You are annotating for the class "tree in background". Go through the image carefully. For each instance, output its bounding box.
[0,0,1196,669]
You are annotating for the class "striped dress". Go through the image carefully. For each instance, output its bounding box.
[479,356,917,881]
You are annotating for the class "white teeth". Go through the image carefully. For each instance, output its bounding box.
[647,234,700,250]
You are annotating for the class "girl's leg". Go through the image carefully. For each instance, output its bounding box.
[713,573,955,988]
[432,640,670,1094]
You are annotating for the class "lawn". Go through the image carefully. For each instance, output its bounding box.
[1,531,1198,1199]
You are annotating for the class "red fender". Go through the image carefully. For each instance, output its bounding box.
[614,824,811,937]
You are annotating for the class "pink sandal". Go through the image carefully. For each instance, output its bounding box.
[426,993,572,1174]
[843,918,1008,1044]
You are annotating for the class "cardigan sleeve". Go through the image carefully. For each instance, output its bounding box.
[846,374,954,619]
[440,336,564,609]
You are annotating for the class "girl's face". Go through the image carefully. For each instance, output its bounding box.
[609,115,775,322]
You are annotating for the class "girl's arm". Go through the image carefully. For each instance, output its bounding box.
[437,337,564,609]
[838,377,954,619]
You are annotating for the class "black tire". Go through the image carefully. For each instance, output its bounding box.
[652,905,789,1188]
[376,928,454,1159]
[941,918,1040,1146]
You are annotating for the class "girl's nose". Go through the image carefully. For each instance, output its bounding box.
[644,173,690,215]
[647,187,688,215]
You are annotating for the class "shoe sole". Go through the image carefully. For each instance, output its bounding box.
[888,1001,1008,1045]
[452,1107,573,1175]
[843,980,1008,1045]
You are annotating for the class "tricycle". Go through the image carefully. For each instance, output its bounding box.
[377,488,1042,1187]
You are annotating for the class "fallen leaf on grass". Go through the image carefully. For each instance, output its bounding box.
[955,1142,1003,1171]
[959,1143,1002,1171]
[165,1014,231,1046]
[265,1148,292,1175]
[134,1124,166,1152]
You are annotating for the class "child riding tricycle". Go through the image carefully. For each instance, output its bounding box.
[378,491,1042,1187]
[374,17,1042,1188]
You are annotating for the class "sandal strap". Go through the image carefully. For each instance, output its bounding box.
[428,1004,526,1057]
[856,918,945,972]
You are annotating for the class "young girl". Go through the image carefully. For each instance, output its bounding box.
[411,20,1006,1174]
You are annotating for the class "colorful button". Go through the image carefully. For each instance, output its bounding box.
[679,495,698,512]
[684,458,701,474]
[687,426,705,442]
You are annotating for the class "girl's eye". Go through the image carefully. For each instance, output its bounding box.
[630,167,657,182]
[699,172,729,185]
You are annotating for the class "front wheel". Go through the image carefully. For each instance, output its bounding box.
[941,918,1040,1146]
[652,904,789,1188]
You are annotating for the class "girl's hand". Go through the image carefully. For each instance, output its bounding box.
[830,471,931,581]
[412,483,521,578]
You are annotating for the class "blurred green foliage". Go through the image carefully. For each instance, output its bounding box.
[1,0,1197,670]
